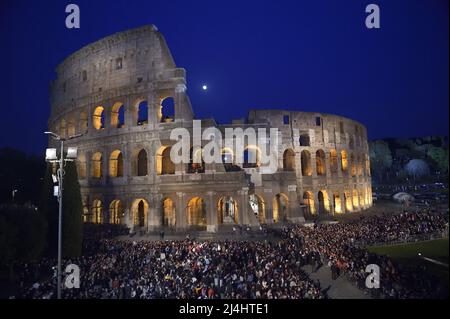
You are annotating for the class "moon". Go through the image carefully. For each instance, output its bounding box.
[202,84,208,91]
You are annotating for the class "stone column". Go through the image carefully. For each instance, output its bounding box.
[206,191,217,232]
[176,192,186,230]
[148,91,159,127]
[174,84,187,121]
[148,193,163,230]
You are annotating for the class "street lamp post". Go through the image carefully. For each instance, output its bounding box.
[45,131,83,299]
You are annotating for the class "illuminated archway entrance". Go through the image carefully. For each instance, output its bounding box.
[318,190,330,214]
[303,191,315,217]
[249,194,265,223]
[109,200,123,224]
[162,198,176,227]
[273,193,288,223]
[217,196,238,224]
[132,199,148,228]
[187,197,206,226]
[92,199,103,224]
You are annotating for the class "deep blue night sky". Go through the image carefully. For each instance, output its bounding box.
[0,0,448,155]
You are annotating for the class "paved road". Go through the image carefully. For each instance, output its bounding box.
[303,265,372,299]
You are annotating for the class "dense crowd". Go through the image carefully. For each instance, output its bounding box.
[13,209,449,299]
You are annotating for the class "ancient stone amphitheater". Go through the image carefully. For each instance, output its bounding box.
[48,25,372,232]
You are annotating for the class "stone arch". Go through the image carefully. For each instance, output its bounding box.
[160,96,175,123]
[303,191,315,215]
[283,148,295,171]
[111,102,125,128]
[357,154,363,176]
[136,100,148,126]
[344,191,353,212]
[131,199,148,228]
[91,152,103,178]
[93,106,105,130]
[316,149,326,176]
[109,199,124,224]
[359,189,365,207]
[243,145,261,168]
[67,117,76,137]
[273,193,289,223]
[333,192,342,214]
[59,118,66,138]
[318,190,330,214]
[249,194,265,223]
[157,146,175,175]
[299,133,310,146]
[330,149,338,173]
[162,198,176,227]
[350,154,356,177]
[301,150,312,176]
[77,153,87,179]
[217,196,238,224]
[352,189,359,209]
[341,150,348,173]
[132,148,148,176]
[92,199,103,224]
[187,197,206,226]
[109,150,124,177]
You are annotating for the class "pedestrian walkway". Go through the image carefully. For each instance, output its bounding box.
[302,265,372,299]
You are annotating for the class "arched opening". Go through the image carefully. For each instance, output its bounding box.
[109,200,123,224]
[67,118,76,137]
[283,148,295,171]
[187,197,206,226]
[303,191,315,216]
[79,111,88,133]
[82,199,89,223]
[91,152,103,178]
[249,194,265,223]
[77,154,87,179]
[136,101,148,126]
[221,147,239,172]
[273,193,288,223]
[217,196,238,224]
[341,150,348,173]
[59,119,66,138]
[357,154,363,176]
[301,150,312,176]
[162,198,176,227]
[136,149,148,176]
[243,146,261,168]
[316,150,326,176]
[352,189,359,209]
[344,191,353,212]
[157,146,175,175]
[92,199,103,224]
[350,154,356,177]
[188,147,205,173]
[160,97,175,123]
[299,134,310,146]
[109,150,123,177]
[359,189,365,207]
[349,136,355,149]
[333,192,342,214]
[93,106,105,130]
[132,199,148,228]
[111,102,125,128]
[330,149,338,173]
[318,190,330,214]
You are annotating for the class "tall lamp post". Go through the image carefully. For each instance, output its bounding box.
[44,131,83,299]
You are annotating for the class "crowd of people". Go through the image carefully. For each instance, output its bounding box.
[13,209,449,299]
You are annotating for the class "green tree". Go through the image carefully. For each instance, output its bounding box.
[369,140,393,183]
[427,146,449,174]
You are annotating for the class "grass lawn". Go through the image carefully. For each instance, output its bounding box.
[367,239,449,295]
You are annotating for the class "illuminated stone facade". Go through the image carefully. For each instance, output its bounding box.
[48,25,372,232]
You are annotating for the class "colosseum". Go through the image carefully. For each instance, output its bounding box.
[48,25,372,232]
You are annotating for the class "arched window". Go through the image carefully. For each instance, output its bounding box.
[217,196,238,224]
[299,134,310,147]
[303,191,315,215]
[132,199,148,228]
[92,199,103,224]
[283,149,295,171]
[344,190,352,212]
[330,149,338,173]
[352,189,359,209]
[187,197,206,226]
[91,152,103,178]
[157,146,175,175]
[93,106,105,130]
[350,154,356,176]
[77,154,87,179]
[109,150,123,177]
[318,190,330,214]
[243,146,260,168]
[109,200,123,224]
[79,111,88,133]
[357,154,363,176]
[341,150,348,173]
[273,193,289,223]
[301,150,312,176]
[136,101,148,126]
[188,147,205,173]
[67,118,76,136]
[316,149,326,175]
[137,149,148,176]
[160,97,175,123]
[333,193,342,214]
[111,102,125,128]
[249,194,265,223]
